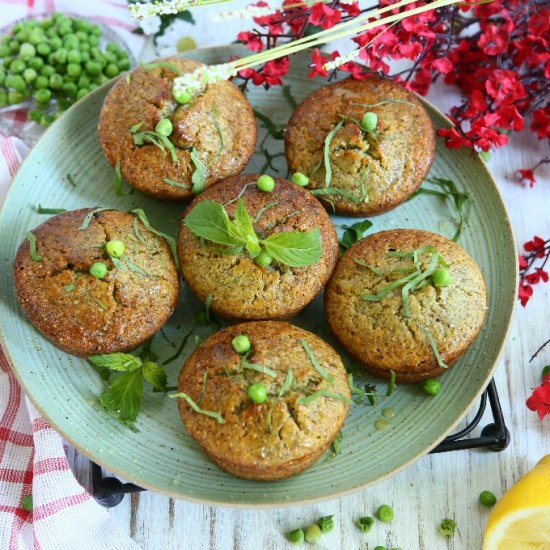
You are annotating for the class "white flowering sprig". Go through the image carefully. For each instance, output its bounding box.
[213,5,275,22]
[169,0,461,99]
[129,0,231,20]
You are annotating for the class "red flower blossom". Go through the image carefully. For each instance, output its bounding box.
[531,108,550,140]
[527,378,550,421]
[515,168,537,187]
[519,283,533,306]
[438,127,471,149]
[341,1,360,17]
[519,255,528,270]
[525,269,549,285]
[309,2,342,30]
[237,31,264,52]
[524,236,546,255]
[308,48,329,78]
[432,57,453,74]
[477,24,509,55]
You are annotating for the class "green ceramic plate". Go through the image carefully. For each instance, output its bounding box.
[0,46,517,507]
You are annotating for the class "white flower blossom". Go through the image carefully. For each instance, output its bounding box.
[172,62,238,97]
[213,5,275,21]
[323,50,361,71]
[155,19,195,57]
[130,0,208,20]
[138,14,162,35]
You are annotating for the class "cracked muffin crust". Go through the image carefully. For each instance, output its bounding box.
[98,56,256,201]
[325,229,487,382]
[177,321,351,480]
[177,174,339,320]
[285,76,435,216]
[14,208,180,357]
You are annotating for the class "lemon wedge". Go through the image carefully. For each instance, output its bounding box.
[483,455,550,549]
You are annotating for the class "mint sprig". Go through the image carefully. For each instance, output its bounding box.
[184,199,322,268]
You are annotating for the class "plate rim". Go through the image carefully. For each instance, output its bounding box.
[0,45,519,508]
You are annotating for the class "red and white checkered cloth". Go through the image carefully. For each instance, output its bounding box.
[0,2,146,548]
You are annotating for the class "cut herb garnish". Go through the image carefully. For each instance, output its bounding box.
[141,60,181,74]
[267,368,294,434]
[210,108,224,160]
[205,293,214,323]
[326,431,343,462]
[240,355,278,378]
[163,178,190,189]
[420,325,449,369]
[386,369,397,396]
[79,207,113,231]
[310,187,367,208]
[25,231,42,261]
[323,119,344,186]
[168,391,224,424]
[348,373,378,403]
[131,208,179,270]
[190,147,207,195]
[184,199,322,268]
[36,205,67,215]
[410,177,469,242]
[301,340,334,384]
[63,283,76,292]
[131,125,178,164]
[296,387,352,406]
[113,162,132,196]
[121,254,153,277]
[89,351,169,427]
[339,219,373,254]
[352,99,416,109]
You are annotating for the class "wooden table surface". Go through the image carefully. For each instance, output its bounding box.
[67,4,550,549]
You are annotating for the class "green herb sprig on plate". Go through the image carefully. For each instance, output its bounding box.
[183,198,322,268]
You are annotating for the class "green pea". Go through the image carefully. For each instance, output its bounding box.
[85,61,102,76]
[61,82,77,96]
[257,174,275,192]
[80,51,90,63]
[248,383,268,404]
[479,490,497,507]
[23,68,37,84]
[63,34,79,48]
[55,48,68,64]
[6,74,26,93]
[106,43,119,54]
[232,334,251,354]
[287,528,304,544]
[50,37,62,50]
[105,63,119,78]
[77,75,90,89]
[173,88,192,104]
[19,42,36,59]
[376,504,394,523]
[0,91,8,107]
[74,19,90,33]
[49,73,63,90]
[80,43,90,53]
[318,515,334,533]
[361,111,378,132]
[45,27,57,39]
[67,49,81,64]
[431,267,452,287]
[67,63,81,78]
[421,379,441,396]
[90,262,108,279]
[29,57,44,70]
[116,58,131,71]
[34,75,49,90]
[155,118,173,136]
[357,516,374,532]
[438,518,456,537]
[9,40,20,54]
[104,51,117,64]
[106,240,125,258]
[57,23,72,37]
[41,65,55,77]
[8,90,26,104]
[542,365,550,379]
[254,250,272,268]
[304,524,322,544]
[40,19,54,30]
[374,547,387,550]
[0,44,10,57]
[76,88,89,100]
[10,59,26,74]
[291,172,309,187]
[0,68,5,85]
[90,24,101,36]
[88,34,100,47]
[75,31,88,42]
[34,88,52,104]
[29,30,45,46]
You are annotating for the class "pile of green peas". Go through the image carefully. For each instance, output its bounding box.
[0,13,131,126]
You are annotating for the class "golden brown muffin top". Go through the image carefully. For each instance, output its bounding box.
[285,76,435,216]
[325,229,487,381]
[177,321,351,471]
[99,57,256,200]
[178,175,339,320]
[14,208,180,357]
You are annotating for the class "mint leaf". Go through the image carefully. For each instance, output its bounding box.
[184,200,236,246]
[339,219,373,253]
[89,353,142,372]
[261,229,322,267]
[232,199,261,257]
[190,147,207,195]
[143,361,167,391]
[99,368,143,423]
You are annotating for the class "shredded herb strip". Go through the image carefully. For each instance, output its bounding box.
[132,125,178,164]
[210,109,224,161]
[410,177,469,242]
[241,359,277,378]
[267,368,294,436]
[386,369,397,396]
[310,187,366,207]
[419,325,449,369]
[131,209,179,270]
[163,178,190,189]
[324,120,344,186]
[36,205,66,214]
[205,294,214,323]
[352,99,416,109]
[190,147,207,195]
[113,162,132,196]
[348,373,377,401]
[79,208,113,231]
[133,218,151,250]
[296,387,352,406]
[141,61,181,74]
[326,431,343,462]
[169,392,224,423]
[224,182,256,207]
[25,231,42,261]
[64,283,76,292]
[401,251,440,318]
[254,201,278,223]
[121,254,153,277]
[301,340,334,384]
[111,257,125,271]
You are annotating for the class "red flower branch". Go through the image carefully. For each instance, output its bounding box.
[519,235,550,306]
